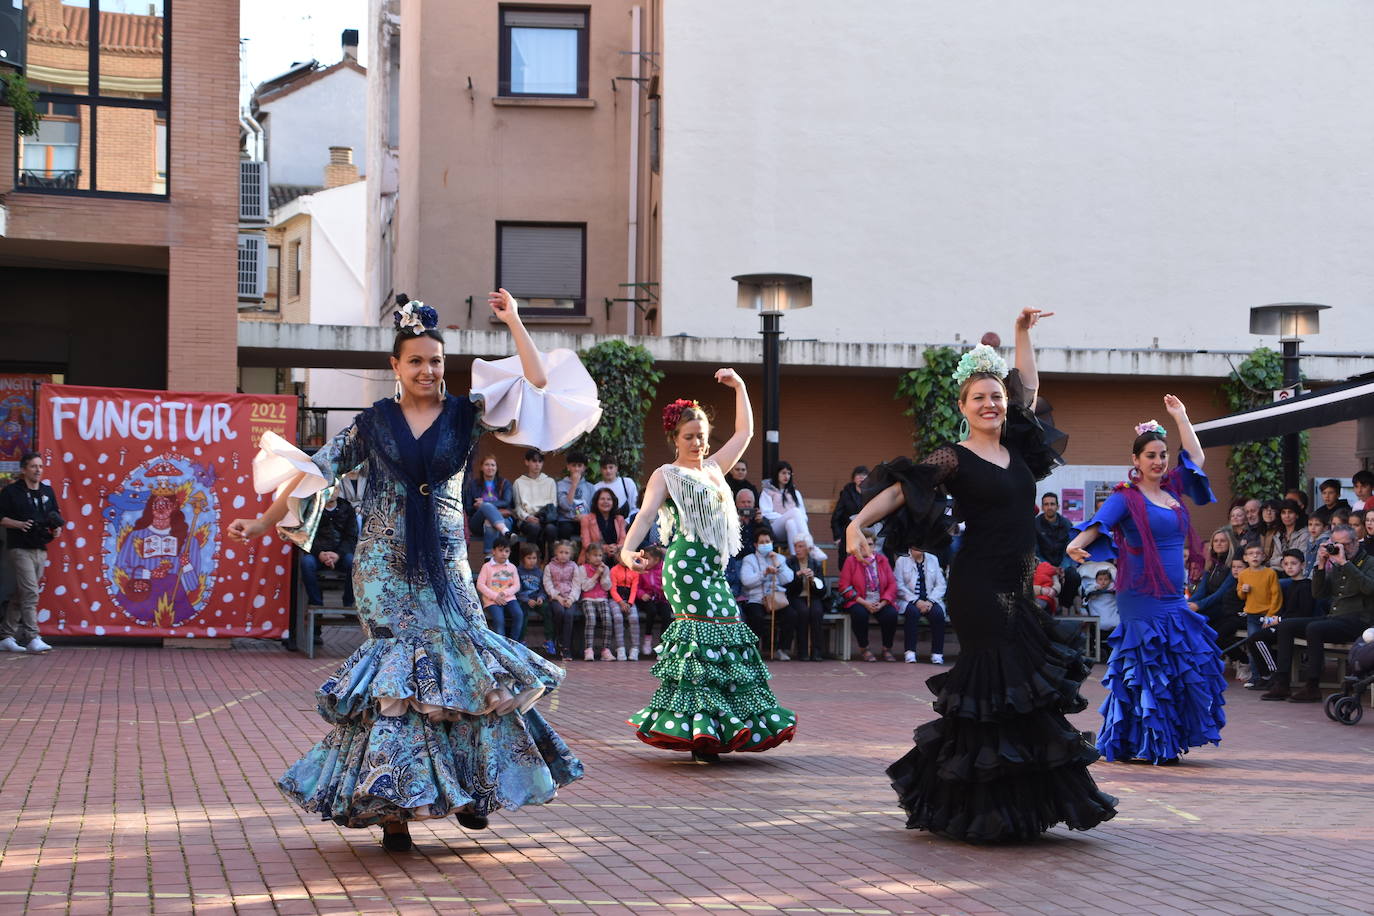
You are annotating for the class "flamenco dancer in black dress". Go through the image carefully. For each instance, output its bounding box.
[848,309,1117,843]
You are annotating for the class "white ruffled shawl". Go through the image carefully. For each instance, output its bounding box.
[657,462,741,565]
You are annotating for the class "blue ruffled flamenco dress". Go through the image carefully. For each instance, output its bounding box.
[1074,451,1227,765]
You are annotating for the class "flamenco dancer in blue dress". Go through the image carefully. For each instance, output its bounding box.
[229,290,599,851]
[850,309,1117,844]
[1066,397,1227,766]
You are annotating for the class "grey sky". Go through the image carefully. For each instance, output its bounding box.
[240,0,368,92]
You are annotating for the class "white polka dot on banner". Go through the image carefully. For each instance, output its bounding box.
[280,545,292,556]
[80,504,92,516]
[232,495,246,510]
[144,445,152,453]
[194,447,203,455]
[224,548,235,560]
[78,463,86,471]
[53,585,66,596]
[94,626,105,636]
[207,628,217,637]
[274,565,284,576]
[63,451,73,462]
[97,453,108,464]
[66,521,75,530]
[253,595,266,609]
[37,609,51,623]
[75,537,86,548]
[261,621,273,630]
[82,478,91,486]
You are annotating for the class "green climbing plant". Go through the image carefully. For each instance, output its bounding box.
[574,339,664,479]
[1221,346,1308,499]
[0,70,41,137]
[895,346,963,458]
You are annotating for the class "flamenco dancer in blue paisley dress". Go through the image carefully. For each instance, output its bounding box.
[1066,399,1226,765]
[229,290,600,852]
[850,309,1117,843]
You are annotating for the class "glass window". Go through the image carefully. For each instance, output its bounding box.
[288,241,302,298]
[500,7,588,98]
[496,222,585,314]
[18,0,170,197]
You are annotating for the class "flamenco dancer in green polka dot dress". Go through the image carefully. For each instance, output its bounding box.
[621,370,797,763]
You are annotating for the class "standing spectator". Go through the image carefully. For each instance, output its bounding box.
[541,540,581,660]
[726,459,759,502]
[515,543,547,650]
[1269,499,1310,568]
[476,536,523,639]
[785,535,827,662]
[635,545,670,657]
[739,529,796,660]
[1311,478,1351,527]
[463,454,513,557]
[598,457,640,520]
[761,460,826,562]
[578,542,615,661]
[555,451,594,541]
[894,545,947,665]
[301,495,357,609]
[839,529,898,662]
[0,453,62,654]
[734,488,765,558]
[1035,492,1080,611]
[579,488,627,560]
[608,546,642,660]
[512,449,558,559]
[1350,469,1374,511]
[1263,525,1374,702]
[830,466,869,553]
[1276,549,1316,622]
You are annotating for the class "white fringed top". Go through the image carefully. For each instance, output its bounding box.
[657,461,741,565]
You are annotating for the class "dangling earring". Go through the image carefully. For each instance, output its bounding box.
[1128,467,1142,484]
[394,378,403,402]
[958,417,970,440]
[438,379,448,402]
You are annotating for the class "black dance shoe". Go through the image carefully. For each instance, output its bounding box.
[457,810,490,830]
[690,750,722,764]
[380,826,413,852]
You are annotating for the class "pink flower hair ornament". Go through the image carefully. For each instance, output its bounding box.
[1134,420,1167,438]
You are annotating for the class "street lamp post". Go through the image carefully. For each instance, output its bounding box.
[733,273,812,479]
[1248,302,1330,493]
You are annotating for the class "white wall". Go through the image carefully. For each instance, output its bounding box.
[301,181,374,432]
[661,1,1374,364]
[260,67,368,186]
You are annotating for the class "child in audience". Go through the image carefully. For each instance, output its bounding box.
[1276,548,1316,621]
[578,541,615,661]
[635,546,670,657]
[1032,560,1062,614]
[607,545,642,660]
[542,540,581,660]
[1304,514,1330,577]
[1081,567,1120,635]
[515,542,546,650]
[476,536,522,639]
[1236,544,1281,686]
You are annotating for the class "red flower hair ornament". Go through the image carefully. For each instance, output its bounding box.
[662,399,702,434]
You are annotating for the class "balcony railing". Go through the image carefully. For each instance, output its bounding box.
[18,169,81,190]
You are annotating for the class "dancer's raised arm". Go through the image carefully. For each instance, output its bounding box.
[488,288,548,389]
[1013,308,1053,407]
[710,368,753,472]
[1164,394,1205,469]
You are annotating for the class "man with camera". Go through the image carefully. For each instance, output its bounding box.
[1262,525,1374,702]
[0,452,64,653]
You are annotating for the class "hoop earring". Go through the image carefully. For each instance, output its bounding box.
[1128,467,1142,484]
[394,378,403,402]
[958,417,970,440]
[438,379,447,402]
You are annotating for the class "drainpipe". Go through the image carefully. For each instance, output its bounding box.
[625,6,641,336]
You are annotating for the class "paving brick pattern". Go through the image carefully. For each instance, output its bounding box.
[1,632,1370,915]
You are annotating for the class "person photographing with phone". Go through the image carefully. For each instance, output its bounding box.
[1262,525,1374,703]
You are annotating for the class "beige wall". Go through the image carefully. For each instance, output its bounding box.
[396,0,644,335]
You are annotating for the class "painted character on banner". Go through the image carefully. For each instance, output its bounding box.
[0,394,32,464]
[104,456,220,628]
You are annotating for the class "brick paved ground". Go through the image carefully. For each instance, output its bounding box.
[1,631,1370,915]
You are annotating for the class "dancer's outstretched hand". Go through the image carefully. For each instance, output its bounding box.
[1015,308,1054,331]
[1163,393,1188,419]
[714,368,742,388]
[227,517,268,543]
[1066,545,1091,564]
[488,288,520,325]
[845,521,871,559]
[622,549,650,572]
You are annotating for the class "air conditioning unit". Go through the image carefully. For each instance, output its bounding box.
[239,159,269,223]
[237,233,267,301]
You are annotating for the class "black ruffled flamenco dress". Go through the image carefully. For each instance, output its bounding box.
[865,372,1117,843]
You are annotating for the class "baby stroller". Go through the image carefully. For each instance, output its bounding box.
[1324,627,1374,726]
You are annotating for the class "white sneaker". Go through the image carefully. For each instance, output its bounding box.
[25,637,52,653]
[0,636,25,653]
[903,651,916,663]
[930,653,945,665]
[629,648,640,661]
[774,650,791,661]
[615,647,627,661]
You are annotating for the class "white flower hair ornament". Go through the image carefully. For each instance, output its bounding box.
[393,300,439,335]
[1134,420,1167,438]
[951,344,1010,384]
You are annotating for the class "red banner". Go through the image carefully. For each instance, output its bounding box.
[1,373,51,483]
[37,385,297,639]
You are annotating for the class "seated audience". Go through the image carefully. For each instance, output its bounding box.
[894,544,947,665]
[839,529,899,662]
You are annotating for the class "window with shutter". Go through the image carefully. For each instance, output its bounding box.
[496,222,586,315]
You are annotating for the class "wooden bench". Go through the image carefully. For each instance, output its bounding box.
[1292,637,1356,690]
[1054,614,1102,662]
[821,613,852,661]
[296,559,359,659]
